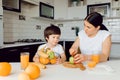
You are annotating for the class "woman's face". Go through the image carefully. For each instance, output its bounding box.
[84,20,100,37]
[46,34,60,46]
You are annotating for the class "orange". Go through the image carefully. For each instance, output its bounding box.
[25,63,40,79]
[87,61,96,68]
[50,57,57,64]
[18,72,31,80]
[0,62,11,76]
[39,57,49,65]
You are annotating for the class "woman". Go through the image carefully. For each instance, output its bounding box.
[69,12,111,63]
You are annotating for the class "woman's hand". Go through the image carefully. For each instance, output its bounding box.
[69,48,77,56]
[73,54,87,63]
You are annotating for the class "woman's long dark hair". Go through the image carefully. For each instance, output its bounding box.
[84,12,108,31]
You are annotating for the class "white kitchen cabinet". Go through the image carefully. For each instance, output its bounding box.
[110,43,120,58]
[54,0,68,20]
[0,18,3,47]
[0,0,2,6]
[0,7,3,47]
[29,0,54,19]
[86,0,111,5]
[68,6,87,20]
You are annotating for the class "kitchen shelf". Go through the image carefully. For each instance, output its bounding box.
[54,18,84,22]
[68,0,86,7]
[32,16,120,22]
[32,16,84,22]
[112,7,120,9]
[32,17,54,21]
[22,0,39,5]
[103,17,120,19]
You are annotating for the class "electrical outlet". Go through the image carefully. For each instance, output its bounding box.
[36,25,41,30]
[19,15,26,20]
[58,24,63,27]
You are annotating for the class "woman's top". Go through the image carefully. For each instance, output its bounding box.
[78,30,111,55]
[36,44,64,57]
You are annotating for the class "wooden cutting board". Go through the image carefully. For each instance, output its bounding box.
[62,62,86,71]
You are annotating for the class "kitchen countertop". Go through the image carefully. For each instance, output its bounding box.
[0,39,120,49]
[0,60,120,80]
[0,42,46,49]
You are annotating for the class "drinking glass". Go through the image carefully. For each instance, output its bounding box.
[92,54,100,64]
[20,52,29,70]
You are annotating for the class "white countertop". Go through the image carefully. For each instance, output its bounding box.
[0,42,45,49]
[0,60,120,80]
[1,39,119,49]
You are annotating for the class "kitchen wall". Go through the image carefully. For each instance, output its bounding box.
[3,2,55,42]
[2,0,120,58]
[3,0,120,42]
[55,21,84,40]
[3,0,83,42]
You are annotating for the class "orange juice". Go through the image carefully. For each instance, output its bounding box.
[20,52,29,69]
[87,61,96,68]
[92,54,100,64]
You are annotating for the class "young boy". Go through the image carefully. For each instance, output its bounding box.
[33,24,66,64]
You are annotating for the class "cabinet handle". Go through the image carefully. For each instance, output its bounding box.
[23,47,30,49]
[9,49,18,52]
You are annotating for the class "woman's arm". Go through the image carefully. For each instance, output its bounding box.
[69,37,80,56]
[72,35,111,63]
[100,35,112,62]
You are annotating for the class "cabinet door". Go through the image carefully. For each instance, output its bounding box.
[54,0,68,19]
[0,9,3,47]
[110,43,120,58]
[0,0,2,6]
[20,45,35,62]
[68,6,87,19]
[65,41,74,61]
[20,44,44,62]
[28,44,40,62]
[0,47,20,62]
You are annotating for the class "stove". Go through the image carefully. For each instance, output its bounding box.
[17,39,43,43]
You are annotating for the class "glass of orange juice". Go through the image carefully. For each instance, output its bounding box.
[20,52,29,70]
[92,54,100,64]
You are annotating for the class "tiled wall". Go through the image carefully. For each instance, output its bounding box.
[3,11,120,43]
[3,2,120,43]
[55,21,84,40]
[3,3,54,42]
[104,18,120,42]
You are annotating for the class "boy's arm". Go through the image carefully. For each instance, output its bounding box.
[59,53,66,63]
[33,53,40,63]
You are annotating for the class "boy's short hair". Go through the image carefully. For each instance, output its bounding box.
[44,24,61,41]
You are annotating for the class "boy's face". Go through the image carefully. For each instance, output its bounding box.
[46,34,60,46]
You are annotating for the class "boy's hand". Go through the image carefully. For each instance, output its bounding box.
[33,56,40,63]
[56,57,62,64]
